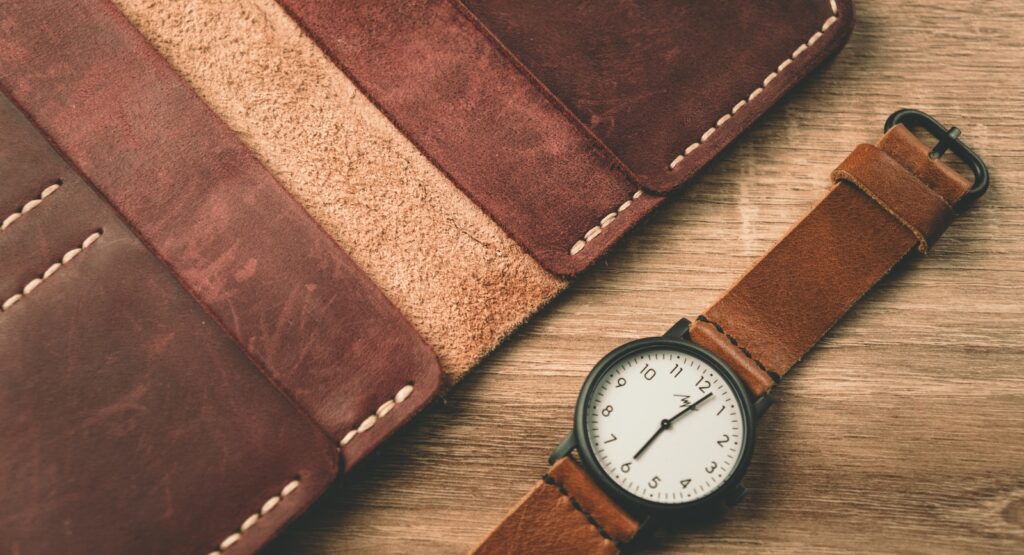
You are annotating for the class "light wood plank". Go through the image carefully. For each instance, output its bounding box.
[270,0,1024,552]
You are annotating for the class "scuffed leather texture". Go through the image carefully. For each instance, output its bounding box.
[0,94,338,554]
[832,143,954,252]
[462,0,854,194]
[0,0,442,468]
[473,457,639,555]
[691,124,972,396]
[473,123,971,554]
[276,0,853,275]
[276,0,656,276]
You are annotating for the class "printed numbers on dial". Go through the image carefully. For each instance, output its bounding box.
[586,347,746,505]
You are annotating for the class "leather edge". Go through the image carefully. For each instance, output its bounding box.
[830,142,954,253]
[221,450,339,555]
[472,457,639,554]
[454,0,854,276]
[447,1,856,276]
[449,0,644,188]
[0,87,345,555]
[643,0,856,195]
[339,360,442,472]
[690,318,776,396]
[271,1,853,278]
[0,0,444,474]
[270,0,631,278]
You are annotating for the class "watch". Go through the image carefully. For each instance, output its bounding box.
[472,110,988,554]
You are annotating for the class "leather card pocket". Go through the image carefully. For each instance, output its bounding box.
[0,93,338,554]
[277,0,853,275]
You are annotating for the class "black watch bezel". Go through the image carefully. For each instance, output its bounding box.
[572,335,757,515]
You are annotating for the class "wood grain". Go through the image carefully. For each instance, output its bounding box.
[269,1,1024,552]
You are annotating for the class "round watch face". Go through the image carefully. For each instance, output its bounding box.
[576,339,754,509]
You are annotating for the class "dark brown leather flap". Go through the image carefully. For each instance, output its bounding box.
[277,0,853,275]
[462,0,854,195]
[0,94,338,554]
[0,1,442,466]
[831,142,954,252]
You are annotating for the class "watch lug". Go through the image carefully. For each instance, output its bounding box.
[665,317,692,339]
[753,392,774,420]
[725,483,748,507]
[548,431,577,464]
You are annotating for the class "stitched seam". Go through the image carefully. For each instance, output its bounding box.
[569,190,644,255]
[450,0,644,259]
[208,478,301,555]
[1,230,102,312]
[696,315,778,379]
[541,474,623,548]
[339,384,415,447]
[571,0,840,256]
[1,182,61,232]
[667,0,839,171]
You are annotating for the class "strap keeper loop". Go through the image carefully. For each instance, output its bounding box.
[831,144,953,253]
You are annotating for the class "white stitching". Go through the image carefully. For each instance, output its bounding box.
[571,1,840,256]
[1,230,101,312]
[207,478,301,555]
[667,0,839,171]
[1,183,61,232]
[569,190,643,256]
[339,384,415,447]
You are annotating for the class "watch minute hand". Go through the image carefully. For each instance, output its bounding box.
[632,424,666,460]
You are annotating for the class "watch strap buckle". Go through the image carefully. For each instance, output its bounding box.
[884,109,989,204]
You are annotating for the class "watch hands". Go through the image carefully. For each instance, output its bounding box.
[632,392,713,460]
[667,392,714,425]
[632,425,668,461]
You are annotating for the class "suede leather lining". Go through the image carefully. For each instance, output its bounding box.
[111,0,565,382]
[277,0,854,274]
[0,0,456,474]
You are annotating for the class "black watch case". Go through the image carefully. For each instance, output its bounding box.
[550,319,769,516]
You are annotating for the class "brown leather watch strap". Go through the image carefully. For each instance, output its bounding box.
[690,123,972,395]
[474,122,976,554]
[473,457,640,555]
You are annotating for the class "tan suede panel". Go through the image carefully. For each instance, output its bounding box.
[111,0,564,381]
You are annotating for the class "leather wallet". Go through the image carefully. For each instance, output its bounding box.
[0,1,853,553]
[0,2,441,552]
[279,0,854,275]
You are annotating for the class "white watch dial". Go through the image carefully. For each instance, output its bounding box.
[583,347,748,505]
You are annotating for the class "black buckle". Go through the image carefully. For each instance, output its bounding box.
[884,108,989,204]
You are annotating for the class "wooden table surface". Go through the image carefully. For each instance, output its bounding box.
[270,1,1024,552]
